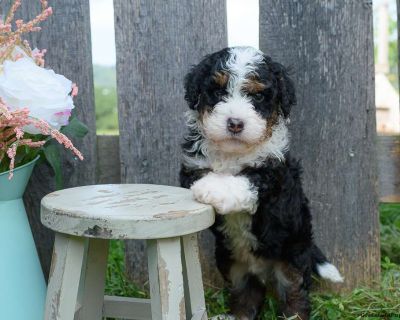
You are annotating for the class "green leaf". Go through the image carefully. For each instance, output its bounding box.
[60,117,89,139]
[43,142,63,190]
[327,308,340,320]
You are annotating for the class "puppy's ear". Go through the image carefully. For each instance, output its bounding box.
[269,60,296,118]
[184,66,201,110]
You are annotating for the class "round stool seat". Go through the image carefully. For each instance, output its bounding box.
[41,184,214,239]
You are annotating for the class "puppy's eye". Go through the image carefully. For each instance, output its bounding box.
[253,93,264,103]
[214,89,226,99]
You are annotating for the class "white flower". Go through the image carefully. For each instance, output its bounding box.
[0,57,75,133]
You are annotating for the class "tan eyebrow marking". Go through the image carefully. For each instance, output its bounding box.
[243,77,267,93]
[213,71,229,87]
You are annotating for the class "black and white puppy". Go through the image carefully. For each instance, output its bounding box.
[179,46,343,320]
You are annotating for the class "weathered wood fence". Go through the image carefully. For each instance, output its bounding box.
[11,0,399,292]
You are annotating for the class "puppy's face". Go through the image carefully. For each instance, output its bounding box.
[184,47,295,154]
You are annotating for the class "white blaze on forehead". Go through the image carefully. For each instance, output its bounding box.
[225,46,264,96]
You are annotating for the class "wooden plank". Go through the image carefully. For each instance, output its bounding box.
[103,296,151,320]
[191,310,207,320]
[181,234,207,320]
[147,238,185,320]
[78,239,109,320]
[113,0,227,285]
[377,135,400,202]
[18,0,96,280]
[259,1,380,290]
[74,239,88,319]
[96,135,121,184]
[44,234,85,320]
[74,303,82,319]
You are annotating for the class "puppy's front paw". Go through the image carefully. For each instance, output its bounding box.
[191,173,258,215]
[191,176,235,214]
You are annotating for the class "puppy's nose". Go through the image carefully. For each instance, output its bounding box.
[227,118,244,133]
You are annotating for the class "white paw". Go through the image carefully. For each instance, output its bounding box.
[191,173,258,215]
[191,178,236,214]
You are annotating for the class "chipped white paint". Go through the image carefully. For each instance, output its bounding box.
[41,184,214,239]
[78,239,109,319]
[181,234,208,320]
[44,234,85,320]
[147,237,186,320]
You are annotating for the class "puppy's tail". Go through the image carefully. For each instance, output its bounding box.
[311,245,344,283]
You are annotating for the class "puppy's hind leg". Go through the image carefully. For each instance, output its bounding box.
[274,262,311,320]
[229,273,266,320]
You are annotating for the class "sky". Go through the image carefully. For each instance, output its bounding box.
[89,0,259,66]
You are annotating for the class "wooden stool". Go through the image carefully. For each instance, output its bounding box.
[41,184,214,320]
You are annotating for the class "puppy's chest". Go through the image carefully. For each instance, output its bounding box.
[209,159,244,175]
[218,212,259,261]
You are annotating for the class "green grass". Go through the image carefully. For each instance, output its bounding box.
[105,240,148,299]
[380,203,400,264]
[105,203,400,319]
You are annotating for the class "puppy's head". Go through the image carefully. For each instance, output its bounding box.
[184,46,295,154]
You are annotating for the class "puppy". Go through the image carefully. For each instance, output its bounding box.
[179,46,343,320]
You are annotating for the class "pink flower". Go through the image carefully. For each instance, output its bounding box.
[53,110,72,126]
[6,143,17,179]
[31,48,47,67]
[0,23,12,33]
[14,127,24,139]
[71,83,79,97]
[1,101,84,179]
[15,19,23,29]
[45,7,53,16]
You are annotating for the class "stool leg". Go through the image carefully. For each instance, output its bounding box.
[74,239,89,319]
[181,234,208,320]
[77,238,109,320]
[45,233,85,320]
[147,237,185,320]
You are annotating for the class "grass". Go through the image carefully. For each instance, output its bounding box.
[105,203,400,319]
[105,240,148,299]
[380,203,400,264]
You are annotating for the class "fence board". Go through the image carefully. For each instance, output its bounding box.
[377,135,400,202]
[97,135,121,184]
[17,1,96,279]
[260,1,380,290]
[114,0,227,286]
